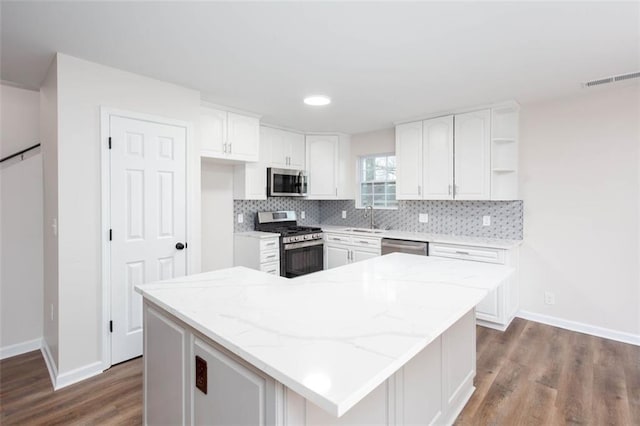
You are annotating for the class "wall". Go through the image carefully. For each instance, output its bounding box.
[0,84,43,358]
[54,54,201,376]
[40,58,59,368]
[519,83,640,339]
[201,162,234,271]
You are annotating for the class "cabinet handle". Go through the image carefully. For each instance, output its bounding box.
[228,142,232,153]
[265,242,276,246]
[448,184,452,195]
[265,254,276,259]
[348,251,352,261]
[418,185,421,196]
[359,240,369,244]
[454,185,459,196]
[223,143,227,153]
[455,251,470,255]
[267,269,277,274]
[335,188,338,196]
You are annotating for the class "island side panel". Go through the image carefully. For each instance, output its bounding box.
[294,309,477,426]
[144,303,188,426]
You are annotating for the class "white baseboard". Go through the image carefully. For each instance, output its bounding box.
[0,337,42,360]
[55,361,104,390]
[517,310,640,346]
[40,341,104,390]
[41,340,58,388]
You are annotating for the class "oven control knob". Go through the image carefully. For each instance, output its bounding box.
[304,234,312,240]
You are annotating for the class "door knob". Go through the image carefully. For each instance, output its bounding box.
[176,242,186,250]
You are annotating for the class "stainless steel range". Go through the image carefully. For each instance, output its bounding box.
[255,211,323,278]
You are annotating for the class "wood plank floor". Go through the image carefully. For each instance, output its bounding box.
[1,318,638,425]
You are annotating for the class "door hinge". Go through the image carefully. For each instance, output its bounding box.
[109,229,112,241]
[109,320,113,333]
[108,137,112,149]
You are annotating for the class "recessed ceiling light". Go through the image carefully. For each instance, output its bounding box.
[304,95,331,106]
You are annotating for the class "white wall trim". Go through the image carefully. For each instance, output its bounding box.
[55,361,104,390]
[41,339,57,388]
[0,337,42,360]
[100,107,193,372]
[517,310,640,347]
[393,100,520,126]
[200,100,262,119]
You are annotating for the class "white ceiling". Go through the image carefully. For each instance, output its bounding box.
[2,1,638,134]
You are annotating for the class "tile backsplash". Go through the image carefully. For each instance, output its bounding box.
[234,199,321,232]
[234,199,523,240]
[320,200,523,239]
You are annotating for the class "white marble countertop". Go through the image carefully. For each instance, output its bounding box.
[135,254,513,417]
[318,225,522,249]
[234,230,281,239]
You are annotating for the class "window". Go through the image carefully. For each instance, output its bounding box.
[358,154,397,208]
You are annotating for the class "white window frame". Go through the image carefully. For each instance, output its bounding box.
[356,153,398,210]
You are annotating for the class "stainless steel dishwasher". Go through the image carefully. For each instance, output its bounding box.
[381,238,428,256]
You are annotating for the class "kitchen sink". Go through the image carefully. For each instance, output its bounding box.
[345,228,386,234]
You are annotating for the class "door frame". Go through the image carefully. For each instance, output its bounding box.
[100,107,195,370]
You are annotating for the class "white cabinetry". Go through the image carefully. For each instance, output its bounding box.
[306,134,352,200]
[323,233,381,269]
[429,242,519,330]
[234,233,280,275]
[200,106,260,162]
[262,126,305,168]
[193,337,277,425]
[395,104,519,201]
[233,161,266,200]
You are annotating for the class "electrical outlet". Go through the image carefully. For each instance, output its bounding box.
[419,213,428,223]
[482,215,491,226]
[342,210,347,219]
[237,214,244,224]
[544,291,555,305]
[301,211,305,219]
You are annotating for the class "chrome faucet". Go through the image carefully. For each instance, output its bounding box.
[364,205,375,229]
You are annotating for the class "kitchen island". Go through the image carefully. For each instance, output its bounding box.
[135,253,513,425]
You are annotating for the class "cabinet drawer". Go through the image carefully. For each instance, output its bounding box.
[259,238,279,252]
[260,249,279,264]
[325,233,351,244]
[350,236,381,249]
[429,243,504,264]
[260,261,280,275]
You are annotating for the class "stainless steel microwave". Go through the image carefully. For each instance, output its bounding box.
[267,168,307,197]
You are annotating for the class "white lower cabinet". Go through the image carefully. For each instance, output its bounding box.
[144,301,477,426]
[193,338,277,426]
[234,233,280,276]
[323,233,381,269]
[429,242,519,330]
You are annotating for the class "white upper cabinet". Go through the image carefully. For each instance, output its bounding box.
[200,107,227,157]
[453,110,491,200]
[227,112,260,162]
[305,134,352,200]
[395,121,423,200]
[286,131,305,168]
[199,106,259,162]
[395,106,511,201]
[306,135,338,199]
[423,115,454,200]
[262,126,305,169]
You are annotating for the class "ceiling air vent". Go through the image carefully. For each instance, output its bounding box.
[584,71,640,88]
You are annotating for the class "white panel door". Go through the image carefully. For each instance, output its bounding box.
[200,107,227,157]
[423,116,454,200]
[110,115,187,365]
[454,110,491,200]
[306,135,338,199]
[325,244,349,269]
[351,248,379,264]
[286,131,306,169]
[193,338,271,426]
[395,121,423,200]
[227,112,259,162]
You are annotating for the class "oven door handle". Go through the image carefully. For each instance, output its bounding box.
[284,240,324,250]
